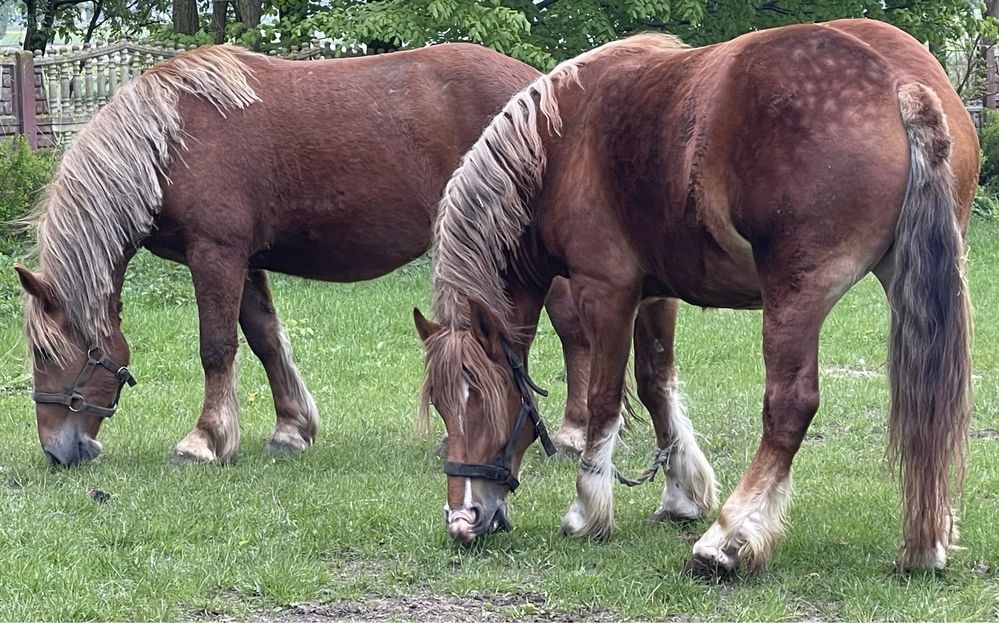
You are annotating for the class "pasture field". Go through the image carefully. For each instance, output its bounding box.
[1,221,999,622]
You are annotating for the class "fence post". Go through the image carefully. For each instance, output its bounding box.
[13,50,42,149]
[988,45,997,110]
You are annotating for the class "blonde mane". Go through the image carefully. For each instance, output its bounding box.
[424,33,686,429]
[23,45,260,364]
[430,32,687,331]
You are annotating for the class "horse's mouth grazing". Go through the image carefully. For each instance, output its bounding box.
[447,503,512,542]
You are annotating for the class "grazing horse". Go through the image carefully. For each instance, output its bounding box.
[15,43,678,467]
[415,18,978,575]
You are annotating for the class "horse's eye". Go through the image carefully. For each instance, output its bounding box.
[34,347,52,362]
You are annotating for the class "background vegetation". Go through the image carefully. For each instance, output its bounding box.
[0,0,996,73]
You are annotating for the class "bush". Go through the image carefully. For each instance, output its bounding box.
[0,137,58,238]
[974,182,999,221]
[981,110,999,188]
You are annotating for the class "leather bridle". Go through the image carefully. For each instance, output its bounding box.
[442,341,557,491]
[31,347,137,418]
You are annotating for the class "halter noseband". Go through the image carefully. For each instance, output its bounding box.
[442,341,557,491]
[31,347,137,418]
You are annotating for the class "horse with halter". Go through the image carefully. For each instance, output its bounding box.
[416,18,978,575]
[16,43,681,467]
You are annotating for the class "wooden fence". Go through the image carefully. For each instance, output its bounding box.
[0,40,377,148]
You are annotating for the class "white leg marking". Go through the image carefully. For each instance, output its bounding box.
[900,505,962,570]
[173,363,240,464]
[692,472,792,572]
[653,381,718,521]
[561,413,622,539]
[268,326,319,452]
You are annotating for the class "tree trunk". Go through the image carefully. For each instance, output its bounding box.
[82,0,104,44]
[234,0,261,28]
[172,0,199,35]
[211,0,229,43]
[986,0,999,108]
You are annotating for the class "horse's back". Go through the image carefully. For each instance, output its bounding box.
[546,21,967,307]
[152,44,538,281]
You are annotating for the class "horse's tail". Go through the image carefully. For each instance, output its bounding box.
[25,46,258,348]
[888,82,972,569]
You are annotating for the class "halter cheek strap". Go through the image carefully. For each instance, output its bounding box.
[442,341,557,492]
[31,347,137,418]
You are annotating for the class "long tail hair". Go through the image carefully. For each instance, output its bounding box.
[888,82,972,568]
[23,46,258,363]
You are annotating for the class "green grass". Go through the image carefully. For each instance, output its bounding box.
[2,222,999,621]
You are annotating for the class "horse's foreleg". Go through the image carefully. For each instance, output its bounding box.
[171,245,247,464]
[560,275,640,540]
[546,277,590,457]
[239,270,318,453]
[687,287,827,576]
[634,298,718,523]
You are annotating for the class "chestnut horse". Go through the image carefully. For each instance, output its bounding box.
[416,19,977,575]
[16,43,682,470]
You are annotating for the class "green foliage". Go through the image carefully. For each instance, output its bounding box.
[251,0,989,69]
[973,182,999,220]
[0,138,57,239]
[980,110,999,187]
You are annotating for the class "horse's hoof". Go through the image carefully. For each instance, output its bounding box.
[553,441,582,459]
[650,507,700,525]
[266,431,310,454]
[683,553,735,580]
[170,444,217,465]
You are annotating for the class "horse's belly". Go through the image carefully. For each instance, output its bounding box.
[250,234,427,282]
[647,248,762,309]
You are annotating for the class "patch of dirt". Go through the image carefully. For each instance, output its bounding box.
[254,593,613,623]
[971,429,999,439]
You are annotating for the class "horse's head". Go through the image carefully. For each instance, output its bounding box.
[415,302,554,543]
[15,265,134,467]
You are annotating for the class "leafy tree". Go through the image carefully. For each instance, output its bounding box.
[255,0,994,69]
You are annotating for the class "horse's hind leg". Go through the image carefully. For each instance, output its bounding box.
[634,298,718,523]
[687,272,845,576]
[172,245,247,464]
[546,277,590,456]
[239,269,319,453]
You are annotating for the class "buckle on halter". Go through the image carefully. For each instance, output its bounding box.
[116,366,136,386]
[67,393,86,413]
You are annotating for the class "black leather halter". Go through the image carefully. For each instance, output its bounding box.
[31,347,137,418]
[442,342,557,491]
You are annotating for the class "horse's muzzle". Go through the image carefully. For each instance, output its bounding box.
[445,502,512,543]
[43,435,102,467]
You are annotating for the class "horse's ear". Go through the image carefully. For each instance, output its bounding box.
[469,299,503,359]
[414,307,441,343]
[14,265,54,305]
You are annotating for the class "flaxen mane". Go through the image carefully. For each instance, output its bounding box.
[23,46,259,364]
[431,33,685,331]
[423,33,685,429]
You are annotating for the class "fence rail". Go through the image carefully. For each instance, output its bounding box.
[0,40,378,147]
